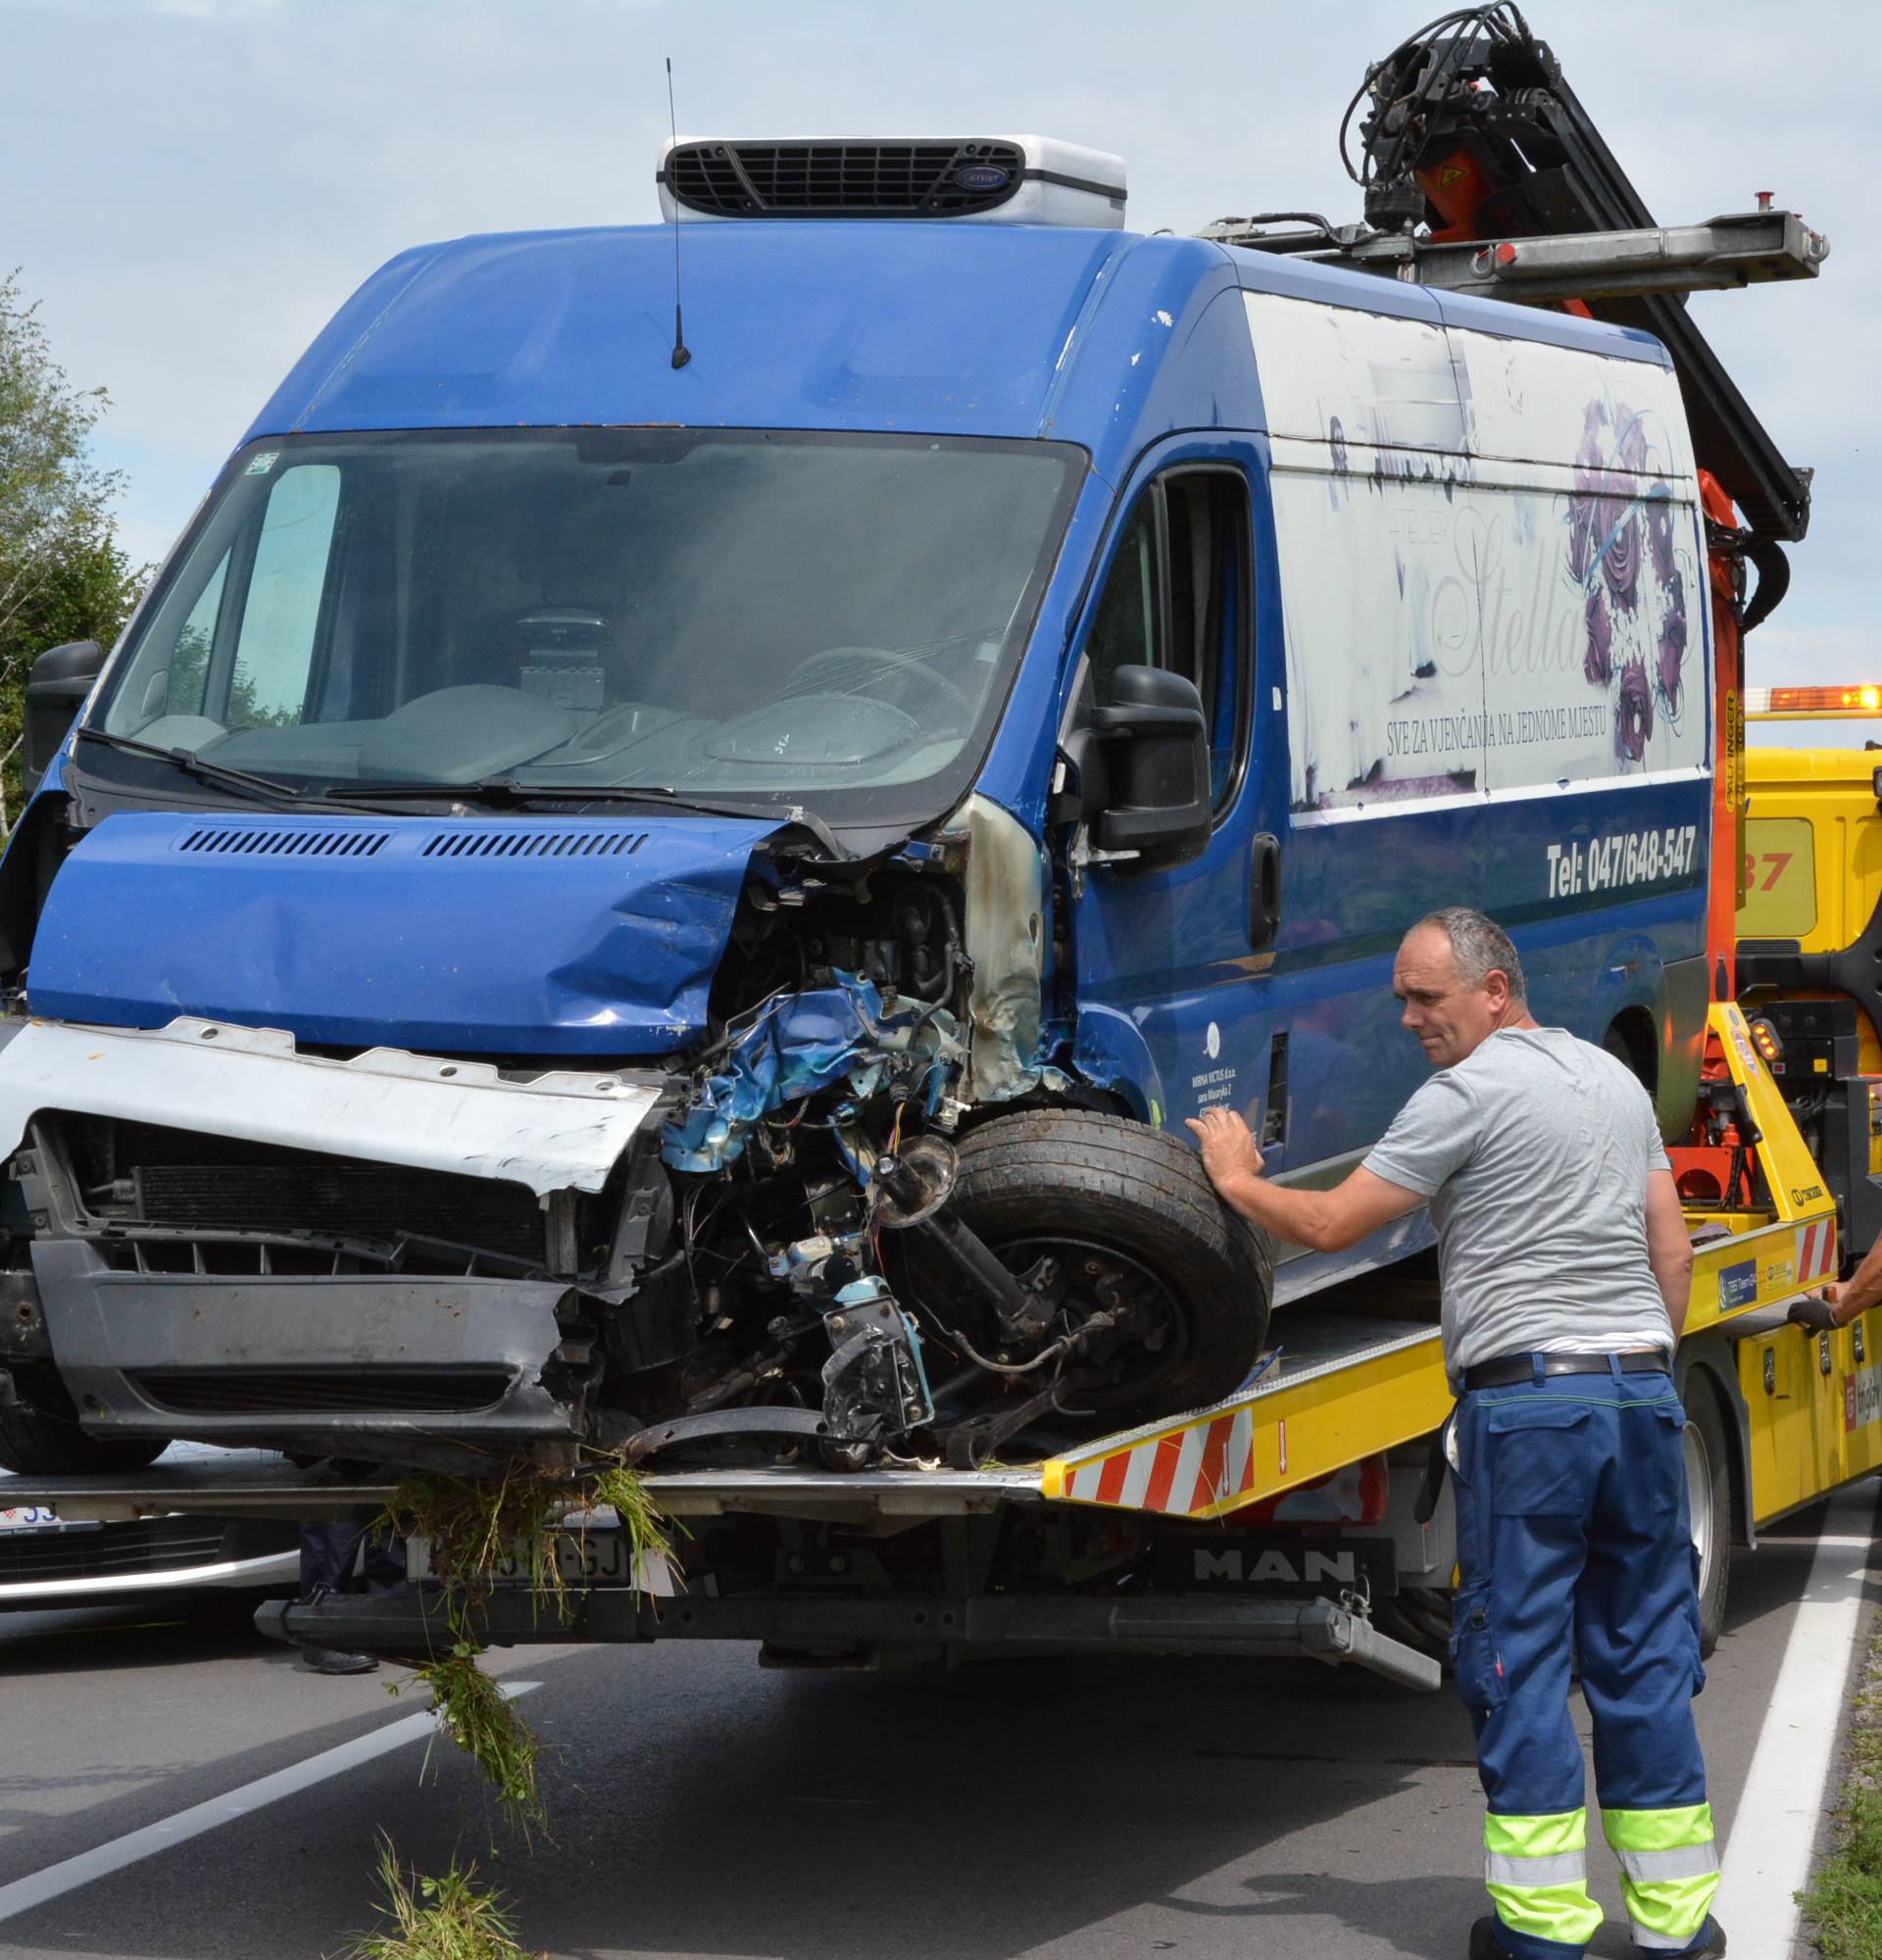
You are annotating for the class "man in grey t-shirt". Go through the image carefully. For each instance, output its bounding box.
[1189,908,1720,1960]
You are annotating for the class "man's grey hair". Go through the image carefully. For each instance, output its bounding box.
[1413,907,1527,1004]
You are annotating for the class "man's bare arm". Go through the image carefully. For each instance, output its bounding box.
[1186,1108,1424,1252]
[1644,1168,1695,1340]
[1801,1225,1882,1329]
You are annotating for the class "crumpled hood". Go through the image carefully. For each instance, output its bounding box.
[26,809,781,1055]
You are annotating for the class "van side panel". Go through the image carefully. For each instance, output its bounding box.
[1235,289,1711,1287]
[1248,290,1708,813]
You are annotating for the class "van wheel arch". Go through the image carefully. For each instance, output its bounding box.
[1603,1007,1659,1095]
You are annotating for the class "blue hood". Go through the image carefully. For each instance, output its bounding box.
[26,810,780,1056]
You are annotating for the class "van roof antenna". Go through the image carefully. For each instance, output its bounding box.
[666,57,691,370]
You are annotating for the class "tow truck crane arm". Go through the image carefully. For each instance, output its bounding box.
[1349,0,1811,623]
[1347,6,1814,565]
[1207,5,1821,632]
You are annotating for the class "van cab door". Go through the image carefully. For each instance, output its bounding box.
[1064,438,1287,1152]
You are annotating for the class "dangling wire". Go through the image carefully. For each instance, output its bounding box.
[1338,4,1535,188]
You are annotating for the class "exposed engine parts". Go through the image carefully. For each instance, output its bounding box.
[0,815,1271,1479]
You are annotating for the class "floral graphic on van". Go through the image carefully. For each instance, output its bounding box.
[1647,488,1676,583]
[1615,659,1655,761]
[1602,414,1647,612]
[1568,405,1605,581]
[1584,587,1613,686]
[1569,396,1689,764]
[1658,570,1688,715]
[1570,403,1647,613]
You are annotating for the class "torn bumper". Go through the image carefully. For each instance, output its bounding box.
[0,1015,674,1464]
[29,1239,582,1456]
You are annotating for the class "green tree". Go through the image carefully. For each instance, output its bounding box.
[1,270,144,830]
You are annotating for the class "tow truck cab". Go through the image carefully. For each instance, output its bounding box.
[0,139,1712,1479]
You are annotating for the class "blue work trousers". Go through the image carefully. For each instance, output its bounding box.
[1451,1362,1718,1958]
[297,1521,406,1599]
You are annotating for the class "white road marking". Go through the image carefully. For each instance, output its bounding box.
[1717,1482,1879,1956]
[0,1681,541,1925]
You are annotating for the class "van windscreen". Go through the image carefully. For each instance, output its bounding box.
[92,429,1083,825]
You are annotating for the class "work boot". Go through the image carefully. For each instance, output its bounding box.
[1466,1917,1515,1960]
[299,1644,378,1676]
[1645,1924,1726,1959]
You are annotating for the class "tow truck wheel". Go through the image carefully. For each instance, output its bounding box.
[0,1397,169,1477]
[1682,1372,1732,1657]
[904,1109,1274,1427]
[1370,1585,1453,1664]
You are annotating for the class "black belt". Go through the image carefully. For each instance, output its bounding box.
[1461,1350,1672,1392]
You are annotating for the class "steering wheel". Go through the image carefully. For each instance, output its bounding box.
[782,645,980,731]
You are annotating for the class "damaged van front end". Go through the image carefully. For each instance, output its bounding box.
[0,787,1136,1473]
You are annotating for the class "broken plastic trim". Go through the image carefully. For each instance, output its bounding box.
[660,972,966,1174]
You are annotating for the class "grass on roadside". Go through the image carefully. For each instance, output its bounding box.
[336,1838,541,1960]
[1801,1613,1882,1957]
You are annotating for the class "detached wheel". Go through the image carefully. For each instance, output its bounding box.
[0,1397,168,1476]
[1683,1371,1732,1657]
[907,1109,1273,1426]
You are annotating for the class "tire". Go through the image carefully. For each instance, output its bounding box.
[918,1109,1273,1423]
[0,1397,169,1476]
[1372,1584,1454,1665]
[1603,1017,1658,1098]
[1682,1370,1733,1657]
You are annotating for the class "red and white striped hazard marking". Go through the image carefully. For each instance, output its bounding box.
[1061,1404,1260,1516]
[1798,1215,1836,1284]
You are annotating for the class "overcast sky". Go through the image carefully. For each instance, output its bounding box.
[7,0,1871,730]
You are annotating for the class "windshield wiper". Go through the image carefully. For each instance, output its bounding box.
[318,778,852,860]
[315,777,537,808]
[71,728,359,812]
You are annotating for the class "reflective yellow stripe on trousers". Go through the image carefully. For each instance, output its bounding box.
[1602,1806,1719,1951]
[1483,1810,1604,1948]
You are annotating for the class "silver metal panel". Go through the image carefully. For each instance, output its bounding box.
[0,1015,664,1197]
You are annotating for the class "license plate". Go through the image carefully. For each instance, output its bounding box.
[0,1505,70,1535]
[407,1530,631,1587]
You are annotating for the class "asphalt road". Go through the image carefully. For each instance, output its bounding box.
[1,1499,1876,1960]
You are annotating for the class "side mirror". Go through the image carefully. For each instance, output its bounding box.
[22,640,106,800]
[1064,663,1212,867]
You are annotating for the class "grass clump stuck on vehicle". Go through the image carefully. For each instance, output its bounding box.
[376,1468,570,1623]
[373,1455,669,1831]
[394,1642,545,1834]
[1801,1613,1882,1957]
[588,1457,674,1583]
[337,1838,540,1960]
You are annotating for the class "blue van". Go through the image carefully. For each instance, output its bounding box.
[0,140,1711,1477]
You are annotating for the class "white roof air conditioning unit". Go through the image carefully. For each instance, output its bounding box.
[657,135,1126,229]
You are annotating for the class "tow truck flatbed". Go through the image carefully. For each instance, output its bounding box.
[6,1003,1854,1565]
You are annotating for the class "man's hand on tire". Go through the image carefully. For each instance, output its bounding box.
[1186,1107,1266,1193]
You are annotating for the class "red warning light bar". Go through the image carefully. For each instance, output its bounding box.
[1744,685,1882,719]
